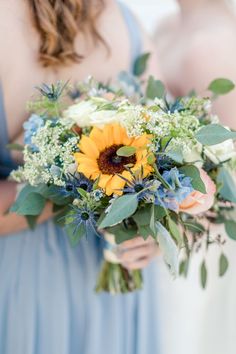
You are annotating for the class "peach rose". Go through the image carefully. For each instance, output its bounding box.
[179,169,216,215]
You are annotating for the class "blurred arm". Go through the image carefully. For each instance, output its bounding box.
[0,180,53,236]
[177,32,236,129]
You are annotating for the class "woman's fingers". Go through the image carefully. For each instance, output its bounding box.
[118,236,159,270]
[119,236,154,250]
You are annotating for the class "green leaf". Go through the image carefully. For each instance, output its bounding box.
[99,194,139,228]
[66,223,86,247]
[11,185,46,216]
[217,167,236,203]
[208,78,235,95]
[138,225,154,240]
[184,221,205,234]
[168,218,182,246]
[179,165,206,193]
[196,124,236,145]
[150,205,167,235]
[219,253,229,277]
[165,149,183,164]
[116,146,136,157]
[77,188,88,198]
[133,52,151,77]
[109,224,137,244]
[25,215,39,229]
[6,143,24,151]
[146,76,165,100]
[179,259,189,277]
[225,220,236,240]
[155,222,179,277]
[200,260,207,289]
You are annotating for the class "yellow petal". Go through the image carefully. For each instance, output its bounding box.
[105,178,114,196]
[98,174,113,189]
[75,155,98,168]
[109,175,126,194]
[79,136,100,158]
[77,163,99,179]
[132,135,149,148]
[103,124,114,146]
[121,170,133,182]
[90,127,106,152]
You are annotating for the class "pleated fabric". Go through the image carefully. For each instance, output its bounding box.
[0,223,160,354]
[0,2,160,353]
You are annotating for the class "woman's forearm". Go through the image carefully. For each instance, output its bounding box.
[0,181,53,236]
[0,202,53,236]
[0,180,17,214]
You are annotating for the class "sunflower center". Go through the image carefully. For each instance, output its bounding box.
[97,144,136,174]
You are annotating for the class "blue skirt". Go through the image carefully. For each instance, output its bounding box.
[0,221,160,354]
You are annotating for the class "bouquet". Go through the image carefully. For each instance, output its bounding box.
[10,63,236,293]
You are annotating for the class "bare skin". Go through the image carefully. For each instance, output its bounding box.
[154,0,236,129]
[0,0,161,268]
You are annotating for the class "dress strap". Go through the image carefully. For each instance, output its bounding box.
[0,84,17,179]
[118,1,143,70]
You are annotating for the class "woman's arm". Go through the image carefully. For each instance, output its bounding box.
[176,32,236,129]
[0,180,53,236]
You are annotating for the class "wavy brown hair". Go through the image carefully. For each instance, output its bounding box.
[27,0,105,67]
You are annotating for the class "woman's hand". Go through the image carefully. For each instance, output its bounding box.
[119,236,159,270]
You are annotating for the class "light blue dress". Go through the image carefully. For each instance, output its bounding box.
[0,3,160,354]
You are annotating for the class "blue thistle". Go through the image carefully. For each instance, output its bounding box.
[119,167,157,201]
[65,205,100,241]
[36,81,68,102]
[58,173,93,198]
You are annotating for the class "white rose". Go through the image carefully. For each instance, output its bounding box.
[63,101,97,127]
[90,110,118,128]
[204,139,236,164]
[183,142,203,164]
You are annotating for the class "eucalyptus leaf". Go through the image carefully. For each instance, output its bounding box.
[138,225,153,240]
[196,124,236,145]
[217,167,236,203]
[224,220,236,240]
[219,253,229,277]
[155,222,179,277]
[133,53,151,77]
[200,260,207,289]
[146,76,165,100]
[99,194,138,228]
[66,223,86,247]
[184,221,205,234]
[179,259,189,278]
[208,78,235,95]
[11,185,46,216]
[116,146,136,157]
[165,149,183,164]
[25,215,39,229]
[168,218,182,246]
[179,165,206,193]
[109,224,138,244]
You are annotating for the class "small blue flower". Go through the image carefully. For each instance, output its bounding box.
[23,114,44,150]
[155,167,193,211]
[92,189,104,201]
[120,168,157,201]
[66,205,100,239]
[58,173,93,198]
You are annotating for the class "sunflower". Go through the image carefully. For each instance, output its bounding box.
[74,123,153,196]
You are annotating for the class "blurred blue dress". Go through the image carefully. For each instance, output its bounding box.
[0,3,160,354]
